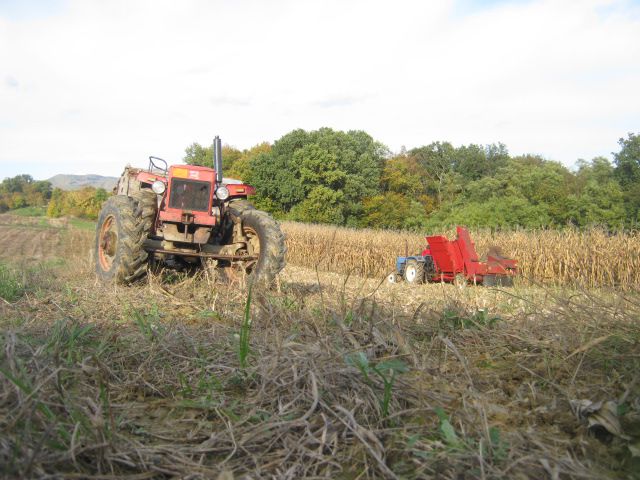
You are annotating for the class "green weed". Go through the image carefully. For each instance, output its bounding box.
[197,309,222,320]
[177,370,224,408]
[440,308,500,331]
[64,283,79,304]
[431,409,509,462]
[238,285,253,369]
[345,352,409,417]
[0,358,70,447]
[435,406,464,449]
[130,304,164,341]
[0,263,25,302]
[46,318,95,364]
[486,426,509,461]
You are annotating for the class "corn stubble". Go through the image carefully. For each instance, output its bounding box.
[1,214,639,479]
[282,222,640,289]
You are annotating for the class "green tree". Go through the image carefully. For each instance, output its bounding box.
[184,143,212,167]
[425,195,552,229]
[289,186,346,224]
[452,143,509,181]
[381,155,429,196]
[361,193,411,229]
[613,132,640,222]
[247,128,387,224]
[226,142,271,180]
[1,174,33,193]
[565,157,625,227]
[184,142,243,172]
[409,142,457,205]
[427,155,576,229]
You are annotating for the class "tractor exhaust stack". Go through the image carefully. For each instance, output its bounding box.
[214,135,223,183]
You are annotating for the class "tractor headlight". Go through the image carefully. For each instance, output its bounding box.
[151,180,166,194]
[216,186,230,200]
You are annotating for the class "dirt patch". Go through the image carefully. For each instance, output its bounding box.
[0,226,62,260]
[0,215,92,264]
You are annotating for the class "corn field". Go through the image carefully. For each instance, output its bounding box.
[281,221,640,289]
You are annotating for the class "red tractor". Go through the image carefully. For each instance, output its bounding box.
[94,136,286,284]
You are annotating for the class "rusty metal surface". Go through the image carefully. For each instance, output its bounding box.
[147,247,257,261]
[159,223,212,243]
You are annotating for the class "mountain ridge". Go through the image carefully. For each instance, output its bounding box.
[47,174,118,191]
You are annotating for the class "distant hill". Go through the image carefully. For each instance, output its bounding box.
[47,174,118,191]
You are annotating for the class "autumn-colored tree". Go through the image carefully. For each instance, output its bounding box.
[46,187,109,219]
[0,175,51,212]
[47,188,65,217]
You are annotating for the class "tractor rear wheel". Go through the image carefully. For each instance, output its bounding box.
[403,260,425,284]
[132,189,157,232]
[228,202,286,284]
[94,195,149,284]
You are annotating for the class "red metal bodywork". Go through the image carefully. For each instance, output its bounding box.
[133,165,257,228]
[159,165,218,226]
[423,226,517,284]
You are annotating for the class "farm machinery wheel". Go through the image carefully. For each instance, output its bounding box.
[483,274,514,287]
[94,195,149,284]
[387,273,402,284]
[403,260,425,284]
[132,189,157,232]
[228,201,286,284]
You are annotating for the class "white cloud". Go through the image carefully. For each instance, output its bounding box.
[0,0,638,179]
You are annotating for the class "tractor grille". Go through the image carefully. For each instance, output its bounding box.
[169,179,211,212]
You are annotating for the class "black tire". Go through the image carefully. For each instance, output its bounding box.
[228,198,255,212]
[403,260,425,284]
[387,273,401,284]
[94,195,149,284]
[228,202,286,284]
[500,275,514,287]
[132,189,157,232]
[492,275,514,287]
[483,274,496,287]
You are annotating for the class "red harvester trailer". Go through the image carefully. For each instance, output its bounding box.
[390,226,518,286]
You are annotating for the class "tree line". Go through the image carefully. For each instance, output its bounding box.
[2,129,638,230]
[0,175,108,220]
[185,129,640,230]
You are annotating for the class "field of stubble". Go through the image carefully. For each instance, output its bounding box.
[0,215,638,479]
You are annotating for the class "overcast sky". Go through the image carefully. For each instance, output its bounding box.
[1,0,639,180]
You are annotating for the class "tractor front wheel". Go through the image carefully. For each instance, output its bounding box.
[94,195,149,284]
[228,202,286,284]
[403,260,425,284]
[387,273,402,284]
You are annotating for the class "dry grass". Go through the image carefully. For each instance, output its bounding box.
[0,216,639,479]
[282,222,640,289]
